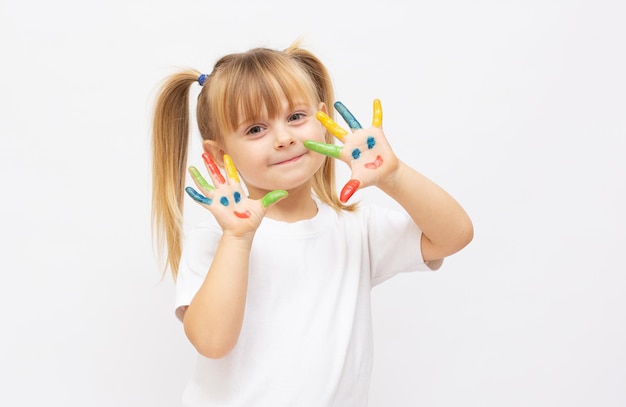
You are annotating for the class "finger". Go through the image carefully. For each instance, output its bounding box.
[304,140,343,159]
[334,101,362,130]
[340,179,361,203]
[372,99,382,128]
[315,111,348,142]
[223,154,240,183]
[189,166,214,191]
[185,186,213,205]
[202,153,226,185]
[260,189,289,208]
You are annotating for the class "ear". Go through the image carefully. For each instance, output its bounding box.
[317,102,327,114]
[202,140,226,167]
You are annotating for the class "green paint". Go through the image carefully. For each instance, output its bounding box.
[261,190,288,208]
[189,166,214,190]
[304,140,343,159]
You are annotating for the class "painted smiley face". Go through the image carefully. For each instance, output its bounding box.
[185,188,252,218]
[219,191,252,218]
[351,136,383,169]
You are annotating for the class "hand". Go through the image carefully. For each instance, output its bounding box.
[304,99,399,203]
[185,153,288,236]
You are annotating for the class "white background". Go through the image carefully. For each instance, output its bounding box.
[1,0,625,406]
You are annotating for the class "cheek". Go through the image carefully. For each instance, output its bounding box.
[310,122,329,143]
[228,154,259,177]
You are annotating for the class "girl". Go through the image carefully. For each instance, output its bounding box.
[152,41,473,406]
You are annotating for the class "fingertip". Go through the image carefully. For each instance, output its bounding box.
[372,99,383,128]
[185,186,212,205]
[304,140,343,159]
[340,180,360,203]
[335,101,362,130]
[223,154,240,183]
[261,189,288,208]
[315,111,329,121]
[201,152,213,164]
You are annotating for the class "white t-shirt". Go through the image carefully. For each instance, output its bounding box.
[175,200,439,407]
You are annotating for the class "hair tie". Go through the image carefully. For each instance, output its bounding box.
[198,74,208,86]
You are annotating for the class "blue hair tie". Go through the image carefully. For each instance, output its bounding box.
[198,74,208,86]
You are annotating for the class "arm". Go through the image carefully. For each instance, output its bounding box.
[183,232,253,359]
[377,161,473,261]
[182,154,287,358]
[306,99,473,262]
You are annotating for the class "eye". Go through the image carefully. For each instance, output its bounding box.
[288,112,305,122]
[246,125,265,136]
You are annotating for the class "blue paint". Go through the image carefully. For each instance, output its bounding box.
[335,101,362,130]
[220,196,229,206]
[185,187,212,205]
[234,191,241,203]
[367,136,376,149]
[352,148,361,159]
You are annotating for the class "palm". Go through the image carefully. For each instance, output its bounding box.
[304,99,399,202]
[185,153,287,235]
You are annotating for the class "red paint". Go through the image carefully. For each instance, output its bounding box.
[364,155,383,169]
[340,179,360,203]
[234,210,252,218]
[202,153,226,184]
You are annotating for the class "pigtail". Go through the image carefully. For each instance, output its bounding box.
[152,69,201,279]
[286,44,357,212]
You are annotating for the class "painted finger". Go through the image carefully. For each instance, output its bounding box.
[315,111,348,142]
[340,179,361,203]
[304,140,343,159]
[185,186,213,205]
[202,153,226,185]
[260,190,289,208]
[334,101,362,130]
[223,154,240,183]
[189,166,214,191]
[372,99,382,128]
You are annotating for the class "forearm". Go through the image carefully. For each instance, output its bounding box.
[183,232,253,358]
[379,161,473,261]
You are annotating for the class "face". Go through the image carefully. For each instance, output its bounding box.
[212,98,328,199]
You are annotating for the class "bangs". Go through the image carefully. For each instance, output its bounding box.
[214,53,319,134]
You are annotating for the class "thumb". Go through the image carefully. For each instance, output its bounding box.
[340,180,360,203]
[260,190,289,208]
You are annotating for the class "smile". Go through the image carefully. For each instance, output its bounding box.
[273,153,305,165]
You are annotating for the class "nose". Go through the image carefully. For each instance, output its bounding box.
[273,129,296,150]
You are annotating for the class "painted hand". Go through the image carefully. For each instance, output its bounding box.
[304,99,398,203]
[185,153,287,234]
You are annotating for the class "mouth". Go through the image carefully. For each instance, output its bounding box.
[272,152,306,166]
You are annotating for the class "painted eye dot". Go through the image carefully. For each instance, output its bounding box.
[352,148,362,159]
[234,191,241,203]
[367,136,376,149]
[220,196,229,206]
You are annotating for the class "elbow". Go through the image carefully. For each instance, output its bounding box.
[422,217,474,262]
[459,218,474,249]
[442,217,474,258]
[184,320,238,359]
[188,331,238,359]
[195,341,236,359]
[452,216,474,253]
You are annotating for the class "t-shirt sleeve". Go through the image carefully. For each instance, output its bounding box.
[364,204,443,287]
[174,221,222,322]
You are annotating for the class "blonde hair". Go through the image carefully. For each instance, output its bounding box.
[152,41,355,279]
